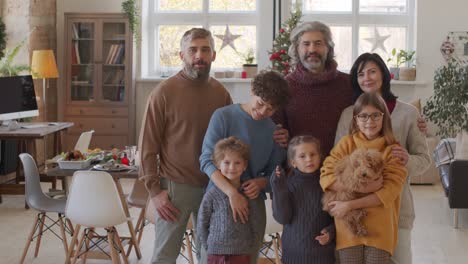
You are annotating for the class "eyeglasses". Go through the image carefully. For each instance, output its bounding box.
[355,112,384,122]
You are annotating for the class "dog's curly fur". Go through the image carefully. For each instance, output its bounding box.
[322,148,384,237]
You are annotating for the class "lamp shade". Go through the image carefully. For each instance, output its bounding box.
[31,50,59,79]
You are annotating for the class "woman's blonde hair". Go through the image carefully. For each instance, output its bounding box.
[349,93,396,145]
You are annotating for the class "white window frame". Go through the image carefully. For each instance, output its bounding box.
[285,0,416,72]
[141,0,273,78]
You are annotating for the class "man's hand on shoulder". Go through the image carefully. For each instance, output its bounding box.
[151,190,180,222]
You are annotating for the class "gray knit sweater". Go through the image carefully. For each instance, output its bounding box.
[271,169,335,264]
[197,186,259,255]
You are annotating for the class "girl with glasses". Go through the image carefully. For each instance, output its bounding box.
[335,53,430,264]
[321,92,407,264]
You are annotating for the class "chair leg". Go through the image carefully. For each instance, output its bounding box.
[66,224,81,264]
[19,213,40,264]
[454,209,459,229]
[72,229,87,264]
[114,228,129,264]
[127,208,146,257]
[34,213,46,257]
[66,218,75,236]
[82,228,94,264]
[107,228,121,264]
[272,234,281,264]
[58,214,69,257]
[185,231,194,264]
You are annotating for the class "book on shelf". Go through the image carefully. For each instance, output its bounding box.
[74,42,81,64]
[72,24,79,39]
[114,44,125,64]
[105,44,116,64]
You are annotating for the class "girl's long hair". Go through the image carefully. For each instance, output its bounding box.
[349,93,396,145]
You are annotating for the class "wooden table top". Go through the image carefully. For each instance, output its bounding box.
[0,122,74,138]
[46,166,139,180]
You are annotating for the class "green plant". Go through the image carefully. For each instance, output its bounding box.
[238,48,255,64]
[0,18,6,59]
[423,59,468,138]
[0,38,31,77]
[122,0,140,42]
[387,48,416,67]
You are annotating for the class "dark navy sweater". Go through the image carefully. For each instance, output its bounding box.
[271,168,335,264]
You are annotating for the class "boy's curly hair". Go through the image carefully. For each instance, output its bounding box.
[213,136,250,166]
[251,70,290,110]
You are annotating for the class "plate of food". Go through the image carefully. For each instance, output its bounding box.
[93,163,130,172]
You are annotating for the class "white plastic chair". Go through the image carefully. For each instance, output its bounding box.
[19,153,73,264]
[65,171,128,264]
[260,197,282,264]
[74,130,94,153]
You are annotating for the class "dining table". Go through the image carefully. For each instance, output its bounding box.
[46,165,142,260]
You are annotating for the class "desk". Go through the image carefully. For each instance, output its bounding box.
[47,167,142,260]
[0,122,73,202]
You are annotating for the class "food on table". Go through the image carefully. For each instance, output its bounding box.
[64,150,85,161]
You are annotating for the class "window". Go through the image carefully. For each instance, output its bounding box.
[142,0,270,77]
[291,0,415,71]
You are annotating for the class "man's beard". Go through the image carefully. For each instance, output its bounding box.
[300,52,327,72]
[184,59,211,79]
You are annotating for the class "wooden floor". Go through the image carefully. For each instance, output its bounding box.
[0,178,467,264]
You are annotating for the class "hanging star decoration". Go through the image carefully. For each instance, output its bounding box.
[215,25,242,51]
[364,28,390,53]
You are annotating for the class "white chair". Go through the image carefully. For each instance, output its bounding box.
[260,197,282,264]
[65,171,128,264]
[19,153,73,264]
[74,130,94,153]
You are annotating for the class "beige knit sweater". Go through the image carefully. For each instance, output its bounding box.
[138,71,232,197]
[335,100,430,229]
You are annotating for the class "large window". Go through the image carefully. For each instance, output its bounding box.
[294,0,415,71]
[142,0,267,77]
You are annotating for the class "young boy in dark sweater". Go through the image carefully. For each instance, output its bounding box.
[197,137,259,264]
[271,135,335,264]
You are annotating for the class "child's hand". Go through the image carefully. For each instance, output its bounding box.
[315,229,330,245]
[275,165,281,178]
[328,200,352,218]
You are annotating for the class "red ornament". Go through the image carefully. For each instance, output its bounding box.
[121,154,130,165]
[390,73,395,79]
[279,28,285,33]
[280,49,286,54]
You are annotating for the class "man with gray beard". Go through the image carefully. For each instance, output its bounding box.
[272,21,353,156]
[139,28,232,264]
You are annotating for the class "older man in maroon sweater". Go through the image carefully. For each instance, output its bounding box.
[273,21,353,156]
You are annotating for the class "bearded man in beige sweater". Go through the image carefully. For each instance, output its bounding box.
[139,28,232,264]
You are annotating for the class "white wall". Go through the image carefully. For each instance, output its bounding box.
[59,0,468,138]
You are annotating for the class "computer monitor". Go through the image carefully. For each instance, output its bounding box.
[0,75,39,122]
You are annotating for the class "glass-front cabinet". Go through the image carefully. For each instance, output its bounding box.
[64,13,134,150]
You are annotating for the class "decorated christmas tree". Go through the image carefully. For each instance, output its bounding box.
[269,8,302,75]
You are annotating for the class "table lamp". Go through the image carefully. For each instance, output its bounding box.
[31,50,59,122]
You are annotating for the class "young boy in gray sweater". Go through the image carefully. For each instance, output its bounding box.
[197,136,259,264]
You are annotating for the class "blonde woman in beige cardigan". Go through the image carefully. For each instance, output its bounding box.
[335,53,430,264]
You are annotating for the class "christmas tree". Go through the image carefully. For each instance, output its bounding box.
[269,8,302,75]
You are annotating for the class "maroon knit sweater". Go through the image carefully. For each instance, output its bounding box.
[273,62,353,156]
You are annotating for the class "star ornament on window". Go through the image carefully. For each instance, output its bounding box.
[215,25,242,51]
[364,28,390,53]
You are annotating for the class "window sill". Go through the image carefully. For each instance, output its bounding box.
[390,80,426,86]
[136,77,252,83]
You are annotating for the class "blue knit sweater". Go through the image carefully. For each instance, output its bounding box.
[271,168,336,264]
[200,104,286,197]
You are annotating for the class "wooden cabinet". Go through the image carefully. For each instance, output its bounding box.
[63,13,134,151]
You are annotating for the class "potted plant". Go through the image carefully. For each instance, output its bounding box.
[387,48,416,81]
[398,49,416,81]
[240,49,257,78]
[387,48,404,80]
[0,39,31,77]
[423,59,468,139]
